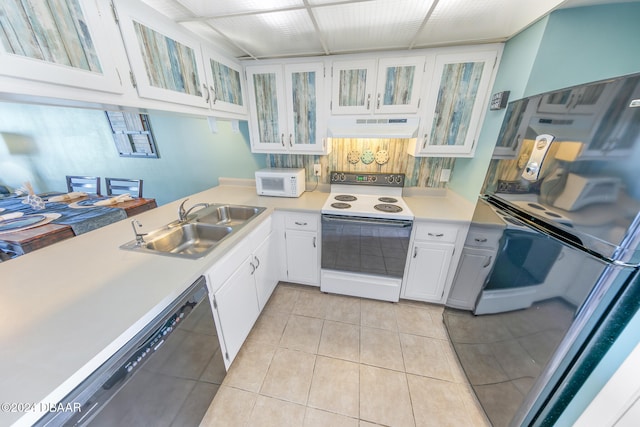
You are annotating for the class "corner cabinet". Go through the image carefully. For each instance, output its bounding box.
[246,62,330,154]
[0,0,124,94]
[330,56,425,115]
[206,217,276,369]
[409,46,501,157]
[202,46,247,115]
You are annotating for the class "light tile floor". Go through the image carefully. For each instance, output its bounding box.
[200,283,490,427]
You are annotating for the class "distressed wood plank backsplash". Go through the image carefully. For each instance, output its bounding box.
[0,0,101,72]
[268,138,454,188]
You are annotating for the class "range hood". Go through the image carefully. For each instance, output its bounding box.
[328,117,420,138]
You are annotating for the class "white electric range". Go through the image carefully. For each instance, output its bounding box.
[320,172,414,302]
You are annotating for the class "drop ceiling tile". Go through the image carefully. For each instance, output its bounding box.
[314,0,435,53]
[413,0,565,46]
[208,10,325,58]
[139,0,194,20]
[180,21,248,58]
[176,0,305,17]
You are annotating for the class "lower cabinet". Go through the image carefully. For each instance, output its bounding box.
[402,221,463,303]
[205,217,276,369]
[281,211,320,286]
[446,225,501,310]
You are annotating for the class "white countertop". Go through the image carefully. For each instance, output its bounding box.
[0,181,473,426]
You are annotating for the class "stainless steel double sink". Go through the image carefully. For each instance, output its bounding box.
[120,204,266,259]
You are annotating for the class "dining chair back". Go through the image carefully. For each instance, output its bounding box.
[105,178,143,198]
[66,176,101,195]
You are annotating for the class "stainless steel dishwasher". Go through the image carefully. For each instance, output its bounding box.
[35,276,225,427]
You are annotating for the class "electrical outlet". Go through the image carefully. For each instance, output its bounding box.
[440,168,451,182]
[313,164,322,177]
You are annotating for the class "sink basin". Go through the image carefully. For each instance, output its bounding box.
[195,204,265,226]
[120,203,265,259]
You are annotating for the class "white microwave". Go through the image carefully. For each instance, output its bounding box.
[255,168,306,198]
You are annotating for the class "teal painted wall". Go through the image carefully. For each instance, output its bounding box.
[0,103,266,206]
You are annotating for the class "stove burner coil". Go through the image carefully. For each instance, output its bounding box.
[374,204,403,213]
[334,194,357,202]
[378,197,398,203]
[331,202,352,209]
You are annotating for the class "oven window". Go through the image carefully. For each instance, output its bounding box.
[260,177,285,192]
[321,216,412,278]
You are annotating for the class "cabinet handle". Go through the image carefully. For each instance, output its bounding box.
[250,261,256,275]
[289,134,293,147]
[210,85,217,104]
[376,93,381,109]
[366,93,371,110]
[254,255,260,269]
[312,237,316,248]
[281,133,285,147]
[202,84,210,103]
[294,221,307,226]
[474,237,488,243]
[413,247,418,258]
[483,256,492,268]
[422,133,428,149]
[428,232,444,237]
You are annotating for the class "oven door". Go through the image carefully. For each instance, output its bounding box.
[321,214,413,278]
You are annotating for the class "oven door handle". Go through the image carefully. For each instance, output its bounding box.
[322,215,412,227]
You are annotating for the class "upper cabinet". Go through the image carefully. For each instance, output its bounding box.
[114,0,208,109]
[246,61,329,154]
[114,0,247,117]
[202,48,247,115]
[331,56,425,115]
[409,47,501,157]
[0,0,124,94]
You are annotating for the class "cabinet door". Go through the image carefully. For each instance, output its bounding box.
[284,62,327,153]
[447,246,495,310]
[331,59,377,115]
[212,256,260,368]
[202,48,247,115]
[253,233,278,310]
[246,64,288,152]
[285,230,319,285]
[419,50,497,156]
[115,0,208,108]
[375,56,425,114]
[0,0,124,94]
[403,241,454,302]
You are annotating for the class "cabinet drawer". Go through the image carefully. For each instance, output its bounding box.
[465,229,501,248]
[414,223,458,243]
[284,213,318,231]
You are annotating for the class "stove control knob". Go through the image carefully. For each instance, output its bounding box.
[371,176,377,182]
[386,175,394,184]
[339,173,346,181]
[395,175,403,184]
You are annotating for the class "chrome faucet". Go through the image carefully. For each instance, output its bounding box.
[178,198,210,222]
[131,220,147,245]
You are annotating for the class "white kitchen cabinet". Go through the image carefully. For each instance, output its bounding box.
[330,56,425,115]
[402,222,458,302]
[409,46,501,157]
[206,217,275,368]
[446,225,501,310]
[246,62,329,154]
[0,0,125,95]
[281,212,320,286]
[202,47,247,115]
[114,0,209,109]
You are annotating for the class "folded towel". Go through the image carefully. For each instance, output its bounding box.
[93,194,133,206]
[0,212,23,222]
[48,192,87,202]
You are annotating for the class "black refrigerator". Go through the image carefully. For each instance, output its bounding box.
[444,72,640,426]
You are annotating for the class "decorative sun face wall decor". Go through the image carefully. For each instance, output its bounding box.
[267,138,455,188]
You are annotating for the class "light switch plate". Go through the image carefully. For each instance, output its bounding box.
[440,168,451,182]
